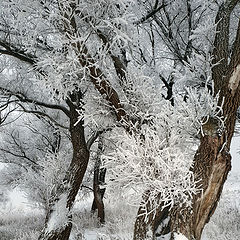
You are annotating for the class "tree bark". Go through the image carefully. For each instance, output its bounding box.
[39,98,90,240]
[91,137,106,223]
[91,167,106,223]
[134,92,239,240]
[134,1,240,239]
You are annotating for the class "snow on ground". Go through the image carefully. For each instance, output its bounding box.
[0,134,239,239]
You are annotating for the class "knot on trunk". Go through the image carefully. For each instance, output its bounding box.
[201,117,222,137]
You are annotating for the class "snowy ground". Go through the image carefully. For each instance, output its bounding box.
[0,135,239,239]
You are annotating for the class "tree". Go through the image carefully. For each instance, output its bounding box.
[0,1,131,239]
[132,0,240,239]
[0,1,240,240]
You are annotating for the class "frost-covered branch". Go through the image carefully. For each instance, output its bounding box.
[0,87,70,117]
[134,1,167,25]
[18,104,68,130]
[0,40,36,64]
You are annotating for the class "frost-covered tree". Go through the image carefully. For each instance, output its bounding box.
[131,1,240,239]
[0,1,240,240]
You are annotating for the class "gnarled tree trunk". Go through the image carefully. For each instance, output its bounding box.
[134,1,240,239]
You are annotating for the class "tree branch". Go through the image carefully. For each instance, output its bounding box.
[0,40,36,64]
[86,127,112,151]
[18,104,68,130]
[58,4,128,125]
[134,2,167,25]
[0,87,70,117]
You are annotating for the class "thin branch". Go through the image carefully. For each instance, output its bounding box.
[134,2,167,25]
[87,127,112,150]
[18,104,68,130]
[0,40,36,64]
[0,87,70,117]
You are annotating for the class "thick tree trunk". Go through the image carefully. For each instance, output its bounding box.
[134,76,240,240]
[134,1,240,239]
[134,78,240,239]
[133,126,233,240]
[39,100,89,240]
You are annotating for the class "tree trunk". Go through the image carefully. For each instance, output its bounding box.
[91,169,106,223]
[133,117,235,240]
[39,99,89,240]
[91,137,106,224]
[134,75,240,240]
[134,1,240,238]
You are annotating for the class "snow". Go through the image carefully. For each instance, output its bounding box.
[1,132,239,239]
[230,132,240,173]
[156,216,170,235]
[83,230,98,240]
[157,232,188,240]
[46,193,70,233]
[157,233,171,240]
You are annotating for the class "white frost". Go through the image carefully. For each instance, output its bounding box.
[157,232,188,240]
[46,193,70,233]
[157,233,171,240]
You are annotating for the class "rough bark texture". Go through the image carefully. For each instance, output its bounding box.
[91,169,106,223]
[134,84,240,240]
[38,2,128,239]
[133,1,240,239]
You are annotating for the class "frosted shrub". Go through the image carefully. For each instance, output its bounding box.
[102,83,223,212]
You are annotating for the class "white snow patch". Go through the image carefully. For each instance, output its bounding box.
[84,230,98,240]
[173,232,189,240]
[46,193,70,233]
[230,132,240,173]
[157,232,188,240]
[146,226,153,239]
[7,189,33,212]
[228,65,240,95]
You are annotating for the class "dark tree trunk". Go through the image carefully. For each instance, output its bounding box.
[134,94,239,240]
[134,1,240,239]
[91,137,106,223]
[39,98,90,240]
